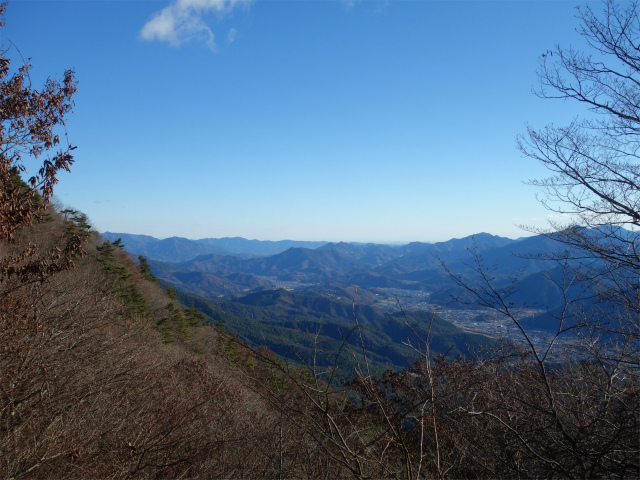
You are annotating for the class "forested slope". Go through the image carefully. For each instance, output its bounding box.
[2,207,358,477]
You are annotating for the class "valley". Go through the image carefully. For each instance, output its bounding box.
[103,231,587,360]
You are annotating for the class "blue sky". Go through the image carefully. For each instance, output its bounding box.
[4,0,592,242]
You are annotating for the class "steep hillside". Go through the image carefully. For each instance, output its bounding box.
[3,210,332,477]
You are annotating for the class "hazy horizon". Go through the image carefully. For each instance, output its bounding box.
[102,228,535,246]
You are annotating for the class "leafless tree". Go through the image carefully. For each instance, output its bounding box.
[519,0,640,345]
[428,2,640,476]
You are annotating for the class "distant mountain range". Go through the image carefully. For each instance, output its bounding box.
[101,232,328,262]
[147,232,556,285]
[103,231,529,279]
[102,230,609,334]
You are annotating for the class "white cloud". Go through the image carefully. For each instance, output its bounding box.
[140,0,251,50]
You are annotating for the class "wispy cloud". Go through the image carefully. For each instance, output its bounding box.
[226,27,237,44]
[342,0,358,11]
[342,0,391,14]
[140,0,251,51]
[374,0,390,15]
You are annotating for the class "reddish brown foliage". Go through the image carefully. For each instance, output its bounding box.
[0,1,83,288]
